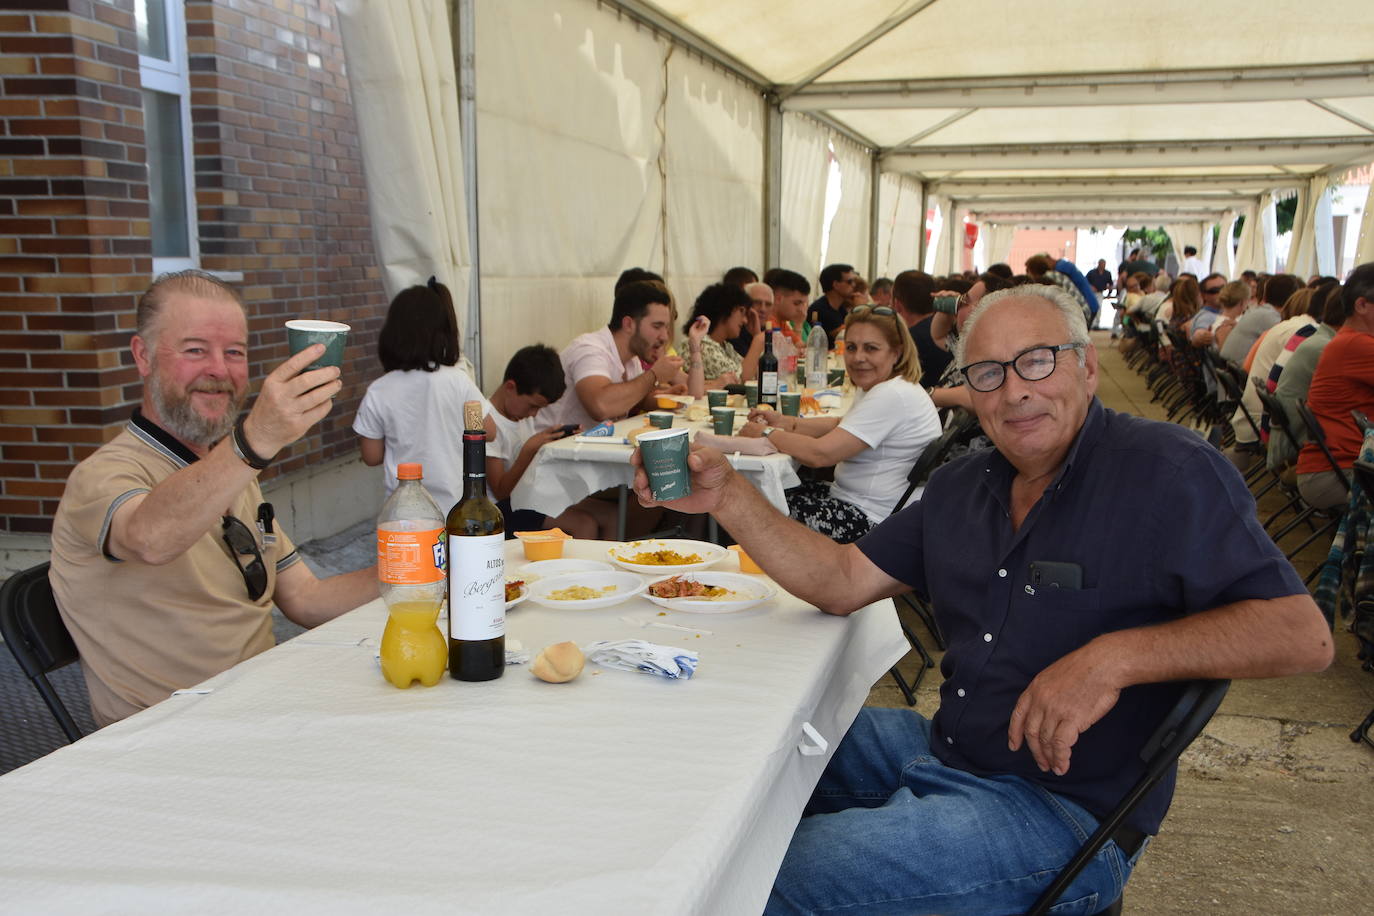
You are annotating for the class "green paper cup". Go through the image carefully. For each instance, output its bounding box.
[286,319,350,370]
[744,380,759,408]
[780,391,802,416]
[827,368,846,386]
[647,411,675,430]
[710,406,735,436]
[706,389,728,409]
[638,427,691,501]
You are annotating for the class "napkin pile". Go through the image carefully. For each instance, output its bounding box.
[582,639,698,679]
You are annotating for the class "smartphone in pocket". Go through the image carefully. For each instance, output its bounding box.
[1028,561,1083,590]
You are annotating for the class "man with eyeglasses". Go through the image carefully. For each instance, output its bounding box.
[630,284,1331,914]
[49,271,379,727]
[1188,273,1230,348]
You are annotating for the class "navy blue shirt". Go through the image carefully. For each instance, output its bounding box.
[910,316,953,390]
[857,399,1304,833]
[810,296,846,347]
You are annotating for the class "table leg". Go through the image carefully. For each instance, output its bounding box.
[617,484,628,542]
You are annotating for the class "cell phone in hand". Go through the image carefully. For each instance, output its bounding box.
[555,424,579,439]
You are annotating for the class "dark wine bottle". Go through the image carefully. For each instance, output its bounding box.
[447,400,505,681]
[759,328,779,407]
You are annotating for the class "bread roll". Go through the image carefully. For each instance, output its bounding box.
[531,641,585,683]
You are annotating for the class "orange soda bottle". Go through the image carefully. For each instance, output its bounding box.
[377,462,448,688]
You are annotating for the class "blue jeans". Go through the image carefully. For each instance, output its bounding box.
[766,709,1145,915]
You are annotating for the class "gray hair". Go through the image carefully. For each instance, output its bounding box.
[136,269,245,343]
[955,284,1091,368]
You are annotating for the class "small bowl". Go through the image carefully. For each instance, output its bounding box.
[516,528,572,561]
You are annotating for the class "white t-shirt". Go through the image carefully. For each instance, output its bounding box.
[542,327,644,430]
[488,409,538,472]
[830,376,942,524]
[352,364,494,513]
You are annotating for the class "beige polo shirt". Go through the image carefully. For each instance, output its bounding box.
[49,412,299,727]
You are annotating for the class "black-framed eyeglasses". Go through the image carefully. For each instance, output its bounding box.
[222,515,268,601]
[960,343,1082,393]
[1202,285,1224,295]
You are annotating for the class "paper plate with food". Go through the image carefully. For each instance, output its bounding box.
[519,558,614,581]
[526,570,647,610]
[607,539,728,574]
[645,572,777,614]
[505,577,530,610]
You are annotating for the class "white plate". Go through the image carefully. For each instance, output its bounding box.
[644,572,777,614]
[505,582,529,611]
[607,539,728,574]
[519,558,615,581]
[526,571,647,610]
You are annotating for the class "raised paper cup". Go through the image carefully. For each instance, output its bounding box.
[286,319,350,370]
[637,427,691,501]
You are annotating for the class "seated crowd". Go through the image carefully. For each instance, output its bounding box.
[44,254,1355,914]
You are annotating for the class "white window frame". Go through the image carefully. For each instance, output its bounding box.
[138,0,199,276]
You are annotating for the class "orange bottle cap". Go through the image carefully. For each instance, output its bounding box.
[397,462,423,479]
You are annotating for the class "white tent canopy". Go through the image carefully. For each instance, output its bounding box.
[339,0,1374,386]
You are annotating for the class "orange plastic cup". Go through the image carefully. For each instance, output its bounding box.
[516,528,570,561]
[728,544,763,574]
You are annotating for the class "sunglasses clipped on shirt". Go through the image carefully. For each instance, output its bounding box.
[222,514,268,601]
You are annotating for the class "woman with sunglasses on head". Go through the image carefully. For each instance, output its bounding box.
[353,279,498,516]
[738,306,941,543]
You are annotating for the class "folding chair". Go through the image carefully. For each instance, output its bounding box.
[1254,388,1336,556]
[0,562,85,743]
[1026,679,1232,916]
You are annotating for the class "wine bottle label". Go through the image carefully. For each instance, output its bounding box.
[449,533,505,640]
[377,527,446,585]
[761,371,779,396]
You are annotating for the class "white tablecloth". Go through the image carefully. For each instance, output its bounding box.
[0,540,906,915]
[511,414,803,519]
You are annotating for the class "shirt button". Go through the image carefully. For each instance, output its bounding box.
[997,568,1007,578]
[957,688,966,697]
[983,633,993,642]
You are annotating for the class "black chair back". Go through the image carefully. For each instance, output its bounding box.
[0,562,84,743]
[1025,680,1231,916]
[891,409,981,515]
[1255,388,1303,454]
[1294,400,1351,488]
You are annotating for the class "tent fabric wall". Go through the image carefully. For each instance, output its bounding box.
[1358,179,1374,267]
[779,113,831,280]
[475,0,667,385]
[824,133,873,275]
[1286,175,1332,279]
[926,196,952,274]
[875,172,922,278]
[663,52,766,305]
[982,223,1018,268]
[1233,194,1271,274]
[336,0,470,309]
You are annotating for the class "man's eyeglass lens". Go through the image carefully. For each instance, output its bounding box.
[221,515,268,601]
[961,344,1078,393]
[1203,286,1224,294]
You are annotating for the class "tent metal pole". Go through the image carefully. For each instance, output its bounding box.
[454,0,482,385]
[764,100,783,270]
[917,181,929,270]
[868,155,881,281]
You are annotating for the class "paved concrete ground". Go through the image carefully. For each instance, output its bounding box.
[3,332,1370,914]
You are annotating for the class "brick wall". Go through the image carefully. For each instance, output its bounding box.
[0,0,385,535]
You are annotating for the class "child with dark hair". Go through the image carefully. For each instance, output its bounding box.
[353,279,495,513]
[486,345,609,539]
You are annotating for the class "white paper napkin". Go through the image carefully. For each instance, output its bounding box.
[582,639,698,679]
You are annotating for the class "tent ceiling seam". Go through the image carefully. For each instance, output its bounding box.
[775,0,944,102]
[1308,99,1374,135]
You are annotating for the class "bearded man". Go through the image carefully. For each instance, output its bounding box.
[49,270,379,726]
[540,280,683,430]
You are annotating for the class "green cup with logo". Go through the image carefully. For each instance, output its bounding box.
[780,392,802,417]
[286,319,350,370]
[647,411,675,430]
[707,389,728,409]
[744,381,759,408]
[710,406,735,436]
[637,427,691,501]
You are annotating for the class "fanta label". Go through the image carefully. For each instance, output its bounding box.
[378,528,446,585]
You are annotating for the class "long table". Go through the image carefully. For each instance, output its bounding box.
[0,539,906,914]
